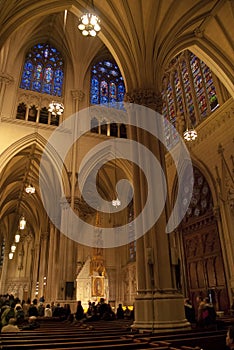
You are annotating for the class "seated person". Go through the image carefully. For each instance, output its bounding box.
[44,304,52,317]
[226,325,234,349]
[184,298,196,323]
[22,316,40,330]
[116,303,124,319]
[124,306,132,319]
[15,305,25,325]
[1,318,20,333]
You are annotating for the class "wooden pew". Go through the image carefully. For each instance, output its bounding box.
[1,340,150,350]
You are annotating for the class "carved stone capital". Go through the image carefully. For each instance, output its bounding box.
[0,72,14,84]
[124,89,162,112]
[71,89,85,102]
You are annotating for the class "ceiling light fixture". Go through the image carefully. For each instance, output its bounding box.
[183,110,198,142]
[183,128,198,141]
[25,156,36,194]
[15,231,21,243]
[19,216,26,230]
[11,244,16,253]
[25,184,35,194]
[48,101,64,116]
[78,1,101,37]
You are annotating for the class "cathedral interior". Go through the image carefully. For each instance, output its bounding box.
[0,0,233,332]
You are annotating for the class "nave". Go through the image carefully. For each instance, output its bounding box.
[0,316,233,350]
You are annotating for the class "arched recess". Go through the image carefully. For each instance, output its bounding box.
[176,165,229,313]
[0,132,71,195]
[0,132,71,242]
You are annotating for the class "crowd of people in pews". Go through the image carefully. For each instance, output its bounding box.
[74,298,134,323]
[0,293,134,333]
[184,295,217,328]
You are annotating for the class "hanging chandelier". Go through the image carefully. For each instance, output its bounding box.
[183,128,198,141]
[48,101,64,116]
[11,244,16,253]
[25,156,36,194]
[25,184,35,194]
[112,197,121,208]
[19,216,26,230]
[15,231,21,243]
[78,13,101,37]
[9,252,14,260]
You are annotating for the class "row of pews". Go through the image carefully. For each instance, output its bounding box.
[0,317,229,350]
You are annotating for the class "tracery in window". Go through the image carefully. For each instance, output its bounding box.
[162,50,219,149]
[90,59,125,109]
[181,167,213,222]
[20,43,64,97]
[90,58,127,138]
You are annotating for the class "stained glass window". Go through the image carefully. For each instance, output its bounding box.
[200,60,219,111]
[20,43,64,97]
[90,60,125,109]
[181,59,196,126]
[190,53,208,118]
[162,50,219,149]
[162,78,178,148]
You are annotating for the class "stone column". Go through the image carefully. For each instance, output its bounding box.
[215,144,234,299]
[46,223,56,302]
[70,89,85,208]
[57,198,71,300]
[0,240,10,293]
[38,232,49,299]
[0,72,14,115]
[124,89,190,332]
[31,240,40,298]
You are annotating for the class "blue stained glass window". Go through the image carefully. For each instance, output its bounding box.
[91,76,99,104]
[32,80,41,92]
[109,82,116,100]
[20,43,64,96]
[20,61,33,89]
[118,83,125,101]
[90,59,125,108]
[100,80,108,104]
[44,66,53,83]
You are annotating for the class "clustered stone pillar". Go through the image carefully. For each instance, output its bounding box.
[0,240,10,293]
[124,89,190,332]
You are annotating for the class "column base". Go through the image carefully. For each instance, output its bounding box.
[132,291,191,333]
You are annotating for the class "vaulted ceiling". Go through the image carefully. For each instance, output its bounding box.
[0,0,233,242]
